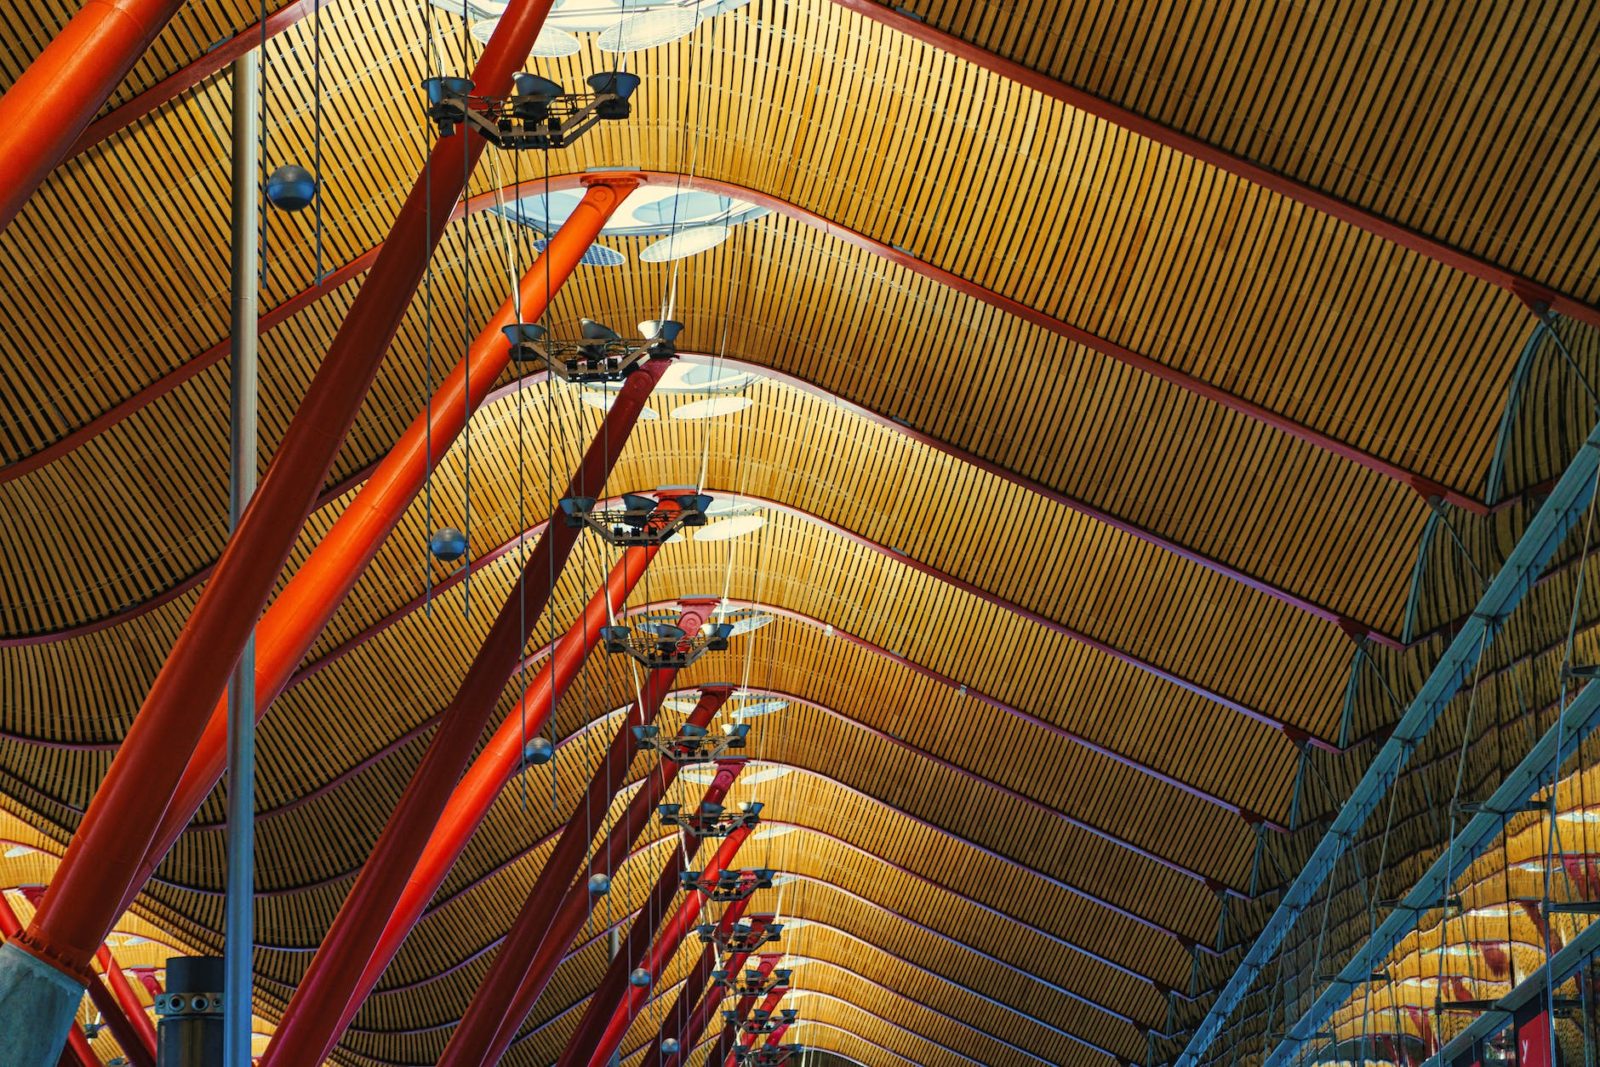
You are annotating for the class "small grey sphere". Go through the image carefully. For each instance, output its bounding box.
[523,736,554,765]
[587,872,611,896]
[265,164,318,211]
[629,967,652,988]
[659,1038,680,1054]
[429,527,468,561]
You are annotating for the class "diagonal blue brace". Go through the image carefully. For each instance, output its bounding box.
[1266,670,1600,1065]
[1176,420,1600,1067]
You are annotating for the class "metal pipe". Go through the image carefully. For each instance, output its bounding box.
[222,42,259,1067]
[564,826,754,1067]
[301,542,665,1057]
[124,174,642,920]
[259,357,671,1067]
[437,641,727,1067]
[9,0,564,1002]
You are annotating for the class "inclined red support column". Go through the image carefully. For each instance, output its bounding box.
[259,362,671,1067]
[299,540,666,1057]
[563,825,755,1067]
[1515,1000,1554,1067]
[82,976,155,1067]
[551,759,746,1064]
[125,175,641,918]
[639,901,752,1067]
[438,655,728,1067]
[656,946,758,1067]
[94,945,156,1057]
[7,0,563,1024]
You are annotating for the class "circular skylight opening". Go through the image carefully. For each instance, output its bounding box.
[580,392,658,418]
[633,191,732,226]
[693,514,765,542]
[639,224,731,262]
[671,395,751,420]
[529,24,583,55]
[751,824,797,841]
[597,7,699,50]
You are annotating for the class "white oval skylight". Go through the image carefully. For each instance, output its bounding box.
[639,224,732,262]
[693,514,766,542]
[597,7,699,50]
[580,392,658,418]
[671,395,751,420]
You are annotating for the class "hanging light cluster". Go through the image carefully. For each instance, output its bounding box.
[723,1006,798,1036]
[657,799,763,838]
[503,317,683,384]
[696,914,783,954]
[420,70,640,147]
[678,866,775,903]
[630,720,748,761]
[559,491,712,547]
[714,962,792,998]
[732,1042,802,1065]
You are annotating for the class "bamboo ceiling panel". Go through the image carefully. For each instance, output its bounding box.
[894,0,1600,303]
[0,0,1535,501]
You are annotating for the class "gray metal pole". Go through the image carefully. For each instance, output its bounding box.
[223,47,259,1067]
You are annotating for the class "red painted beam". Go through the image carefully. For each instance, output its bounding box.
[258,358,669,1067]
[94,945,156,1057]
[308,538,665,1056]
[438,668,730,1067]
[563,825,754,1067]
[1515,1000,1554,1067]
[12,0,562,989]
[118,174,640,920]
[59,1025,97,1067]
[551,762,749,1064]
[83,974,155,1067]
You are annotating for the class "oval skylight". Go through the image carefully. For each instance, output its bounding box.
[580,392,658,418]
[679,760,791,786]
[597,7,699,50]
[693,514,766,542]
[671,395,751,420]
[639,224,731,262]
[728,696,786,720]
[633,190,732,226]
[751,824,797,841]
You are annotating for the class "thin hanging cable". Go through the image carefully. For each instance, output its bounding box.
[459,0,474,619]
[420,2,437,617]
[311,0,323,281]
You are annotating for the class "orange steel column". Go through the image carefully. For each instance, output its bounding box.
[121,175,640,918]
[11,0,561,1000]
[0,0,187,230]
[301,540,664,1057]
[484,753,745,1063]
[260,363,671,1067]
[563,825,754,1067]
[94,946,156,1057]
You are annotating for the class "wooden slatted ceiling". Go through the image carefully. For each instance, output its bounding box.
[0,0,1529,502]
[898,0,1600,304]
[0,205,1436,654]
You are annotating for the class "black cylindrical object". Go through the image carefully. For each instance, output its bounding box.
[156,956,224,1067]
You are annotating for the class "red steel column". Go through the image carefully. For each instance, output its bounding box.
[563,825,754,1067]
[82,976,154,1067]
[438,649,726,1067]
[546,759,746,1064]
[259,361,671,1067]
[126,174,642,916]
[94,946,156,1056]
[307,540,664,1055]
[15,0,562,989]
[638,900,752,1067]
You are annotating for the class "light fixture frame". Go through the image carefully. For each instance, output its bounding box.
[560,492,711,546]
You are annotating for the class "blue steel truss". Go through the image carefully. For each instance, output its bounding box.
[1175,417,1600,1067]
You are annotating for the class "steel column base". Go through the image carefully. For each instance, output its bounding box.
[0,942,83,1067]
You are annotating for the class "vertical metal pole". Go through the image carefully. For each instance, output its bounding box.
[222,47,259,1067]
[607,928,622,1067]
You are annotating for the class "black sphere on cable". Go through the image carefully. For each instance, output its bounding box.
[265,164,319,211]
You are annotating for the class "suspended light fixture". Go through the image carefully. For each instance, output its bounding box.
[631,720,748,761]
[658,799,762,838]
[419,70,638,147]
[604,619,736,670]
[502,317,680,383]
[558,491,711,546]
[265,165,318,211]
[429,527,469,561]
[680,866,774,902]
[522,736,554,765]
[714,964,791,996]
[697,917,782,953]
[639,223,731,262]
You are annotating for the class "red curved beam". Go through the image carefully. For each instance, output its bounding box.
[0,172,1479,640]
